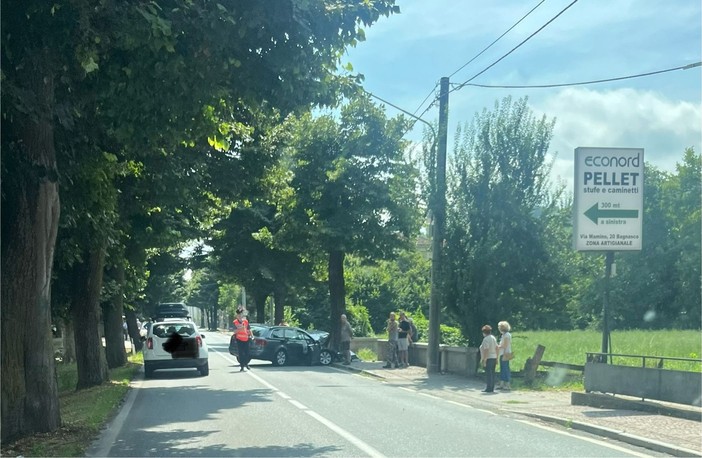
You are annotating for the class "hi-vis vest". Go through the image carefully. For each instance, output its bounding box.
[234,319,250,341]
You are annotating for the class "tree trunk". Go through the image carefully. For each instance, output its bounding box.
[124,309,142,352]
[273,283,286,326]
[71,245,109,390]
[0,51,62,442]
[61,319,76,364]
[105,257,129,365]
[328,250,346,351]
[251,290,268,324]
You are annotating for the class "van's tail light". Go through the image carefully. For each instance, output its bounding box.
[254,338,266,347]
[196,336,202,347]
[147,337,153,350]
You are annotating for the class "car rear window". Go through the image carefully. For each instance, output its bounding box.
[250,325,267,337]
[152,323,195,338]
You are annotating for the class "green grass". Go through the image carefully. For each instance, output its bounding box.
[2,353,142,457]
[508,329,702,391]
[513,329,701,370]
[356,347,377,362]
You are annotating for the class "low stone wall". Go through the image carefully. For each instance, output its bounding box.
[350,338,480,377]
[585,362,702,406]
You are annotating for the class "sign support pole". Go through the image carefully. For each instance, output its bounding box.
[601,251,614,361]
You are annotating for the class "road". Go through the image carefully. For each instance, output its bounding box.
[89,332,656,457]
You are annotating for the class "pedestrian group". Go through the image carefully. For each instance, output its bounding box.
[479,320,512,393]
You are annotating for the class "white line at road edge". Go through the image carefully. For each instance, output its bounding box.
[213,349,386,458]
[516,420,649,457]
[86,373,143,457]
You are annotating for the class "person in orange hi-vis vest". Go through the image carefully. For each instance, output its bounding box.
[233,308,254,371]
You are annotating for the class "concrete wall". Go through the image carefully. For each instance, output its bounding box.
[350,338,480,377]
[585,362,702,406]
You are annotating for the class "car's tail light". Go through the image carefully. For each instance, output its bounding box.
[254,338,266,347]
[196,336,202,347]
[147,337,153,350]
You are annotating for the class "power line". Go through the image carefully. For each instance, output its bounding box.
[365,90,436,136]
[408,1,546,125]
[448,0,546,79]
[451,0,579,94]
[411,0,546,121]
[449,62,702,89]
[412,82,440,117]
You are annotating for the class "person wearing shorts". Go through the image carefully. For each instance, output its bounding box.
[397,312,411,368]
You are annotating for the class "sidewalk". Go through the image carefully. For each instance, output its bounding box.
[337,360,702,457]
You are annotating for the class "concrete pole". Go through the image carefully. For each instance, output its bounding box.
[428,77,449,373]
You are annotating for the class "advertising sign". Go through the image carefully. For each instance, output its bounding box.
[573,147,643,251]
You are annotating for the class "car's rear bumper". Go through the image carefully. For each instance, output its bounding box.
[145,357,208,370]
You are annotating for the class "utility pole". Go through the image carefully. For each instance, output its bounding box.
[428,77,449,373]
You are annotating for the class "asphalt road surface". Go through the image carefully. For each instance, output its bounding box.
[89,332,655,457]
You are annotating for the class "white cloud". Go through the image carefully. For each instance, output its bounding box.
[533,88,701,191]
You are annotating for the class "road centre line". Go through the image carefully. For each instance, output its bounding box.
[213,349,386,458]
[289,399,307,410]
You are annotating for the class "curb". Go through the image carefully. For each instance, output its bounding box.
[332,362,386,380]
[572,392,702,422]
[507,411,702,457]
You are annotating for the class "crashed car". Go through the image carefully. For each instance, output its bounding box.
[229,324,324,367]
[306,330,359,365]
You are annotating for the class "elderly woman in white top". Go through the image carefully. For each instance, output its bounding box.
[497,321,512,391]
[479,324,498,393]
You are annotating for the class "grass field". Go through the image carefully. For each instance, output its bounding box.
[513,329,701,369]
[506,329,701,390]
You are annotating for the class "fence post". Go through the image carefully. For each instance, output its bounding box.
[524,344,545,383]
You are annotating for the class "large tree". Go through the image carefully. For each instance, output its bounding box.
[287,96,422,347]
[444,96,565,344]
[1,0,400,441]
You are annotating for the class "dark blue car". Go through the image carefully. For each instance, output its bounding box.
[229,325,327,367]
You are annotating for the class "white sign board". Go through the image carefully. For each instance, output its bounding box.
[573,147,643,251]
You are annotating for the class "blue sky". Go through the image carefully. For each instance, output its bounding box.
[343,0,701,190]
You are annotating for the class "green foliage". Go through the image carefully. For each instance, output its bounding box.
[346,304,373,337]
[282,307,302,328]
[285,95,423,338]
[287,96,423,259]
[218,283,242,319]
[410,311,428,342]
[345,249,431,333]
[439,324,468,347]
[444,96,564,345]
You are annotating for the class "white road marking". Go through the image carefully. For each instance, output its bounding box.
[214,346,638,457]
[516,420,649,457]
[213,349,386,458]
[86,374,143,457]
[289,399,307,410]
[446,400,474,409]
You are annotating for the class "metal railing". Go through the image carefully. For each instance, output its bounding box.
[587,352,702,371]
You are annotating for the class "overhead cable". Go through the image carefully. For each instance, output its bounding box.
[448,0,546,79]
[451,0,579,94]
[451,61,702,89]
